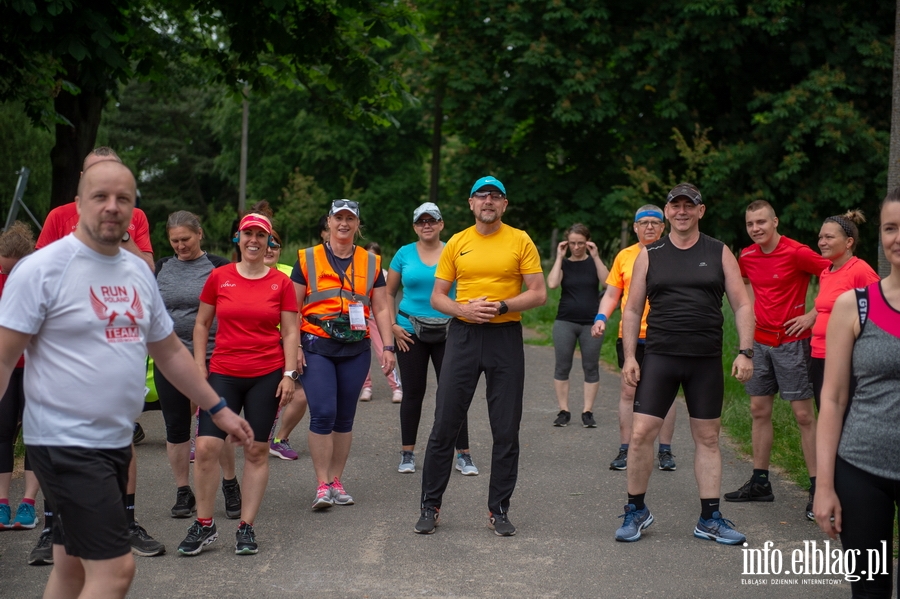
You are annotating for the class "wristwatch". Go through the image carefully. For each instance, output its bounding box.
[283,370,300,381]
[738,348,754,359]
[498,301,509,315]
[121,231,131,243]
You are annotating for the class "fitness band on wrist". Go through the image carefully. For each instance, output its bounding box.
[209,397,227,415]
[594,314,608,323]
[383,345,395,352]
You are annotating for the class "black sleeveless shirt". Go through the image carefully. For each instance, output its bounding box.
[644,233,726,357]
[555,258,602,325]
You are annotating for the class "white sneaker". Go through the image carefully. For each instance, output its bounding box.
[391,390,403,403]
[359,387,373,402]
[398,451,416,473]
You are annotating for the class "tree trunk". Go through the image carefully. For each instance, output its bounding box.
[429,78,445,205]
[49,88,104,209]
[882,0,900,277]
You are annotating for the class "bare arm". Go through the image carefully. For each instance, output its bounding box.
[587,241,609,282]
[621,248,648,386]
[371,285,396,374]
[0,327,31,399]
[293,282,308,373]
[813,290,859,538]
[276,310,298,406]
[591,285,623,338]
[149,333,253,446]
[192,301,215,377]
[386,268,413,352]
[506,272,547,312]
[546,241,567,289]
[723,247,754,382]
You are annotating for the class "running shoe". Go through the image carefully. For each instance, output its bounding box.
[391,390,403,403]
[189,438,195,463]
[615,504,653,542]
[132,422,145,445]
[0,503,10,529]
[177,520,218,556]
[235,522,258,555]
[269,438,299,460]
[331,477,354,505]
[414,507,440,534]
[222,478,242,519]
[724,478,774,502]
[359,387,373,402]
[398,451,416,473]
[581,411,597,428]
[488,512,516,536]
[609,448,628,471]
[806,489,815,522]
[693,511,746,545]
[455,453,479,476]
[28,528,53,565]
[128,522,166,556]
[171,487,196,518]
[553,410,571,427]
[12,502,38,529]
[658,449,677,471]
[312,482,334,510]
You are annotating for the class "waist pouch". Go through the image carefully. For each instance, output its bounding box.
[309,314,367,343]
[399,310,450,344]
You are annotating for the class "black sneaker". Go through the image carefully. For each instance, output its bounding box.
[658,449,677,471]
[553,410,571,427]
[222,478,242,519]
[171,486,197,518]
[414,507,440,534]
[132,422,145,445]
[128,522,166,556]
[235,522,258,555]
[724,478,775,502]
[581,411,597,428]
[27,528,53,565]
[609,448,628,471]
[806,489,815,521]
[488,512,516,536]
[178,520,218,556]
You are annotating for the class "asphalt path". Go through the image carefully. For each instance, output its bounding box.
[0,344,856,598]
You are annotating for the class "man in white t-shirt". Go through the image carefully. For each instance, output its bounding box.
[0,161,253,599]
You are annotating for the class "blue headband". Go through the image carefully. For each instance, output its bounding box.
[634,209,663,222]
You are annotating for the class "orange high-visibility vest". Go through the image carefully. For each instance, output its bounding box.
[298,244,380,338]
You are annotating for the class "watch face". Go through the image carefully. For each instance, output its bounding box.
[740,349,754,359]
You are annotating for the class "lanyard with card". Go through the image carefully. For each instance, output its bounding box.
[348,302,367,330]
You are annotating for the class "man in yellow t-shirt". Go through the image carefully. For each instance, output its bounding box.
[591,205,677,472]
[415,176,546,537]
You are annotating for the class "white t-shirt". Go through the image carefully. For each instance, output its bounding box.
[0,235,173,448]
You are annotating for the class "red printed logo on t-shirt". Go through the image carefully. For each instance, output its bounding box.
[89,285,143,343]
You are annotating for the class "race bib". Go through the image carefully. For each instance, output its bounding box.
[349,302,367,331]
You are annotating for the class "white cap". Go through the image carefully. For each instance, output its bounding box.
[412,202,442,223]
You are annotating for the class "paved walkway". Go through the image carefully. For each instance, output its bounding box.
[0,345,851,598]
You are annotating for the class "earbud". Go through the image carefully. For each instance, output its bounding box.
[232,233,239,243]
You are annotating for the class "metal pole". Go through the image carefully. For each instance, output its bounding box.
[238,85,249,213]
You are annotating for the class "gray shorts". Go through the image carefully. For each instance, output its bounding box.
[743,338,813,401]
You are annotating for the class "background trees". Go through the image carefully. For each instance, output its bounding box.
[1,0,894,263]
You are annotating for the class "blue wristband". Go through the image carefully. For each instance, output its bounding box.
[209,397,227,415]
[594,314,608,323]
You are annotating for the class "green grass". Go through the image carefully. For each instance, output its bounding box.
[524,287,810,490]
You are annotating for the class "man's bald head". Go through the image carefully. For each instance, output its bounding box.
[77,160,136,199]
[82,146,122,172]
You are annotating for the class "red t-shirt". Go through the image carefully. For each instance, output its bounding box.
[0,273,24,368]
[811,256,880,358]
[739,236,830,342]
[200,264,298,377]
[35,203,153,253]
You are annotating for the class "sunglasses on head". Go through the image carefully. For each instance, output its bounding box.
[332,199,359,210]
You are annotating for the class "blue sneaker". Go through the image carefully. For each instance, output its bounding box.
[694,511,746,545]
[13,502,38,529]
[615,503,653,542]
[0,503,10,529]
[455,453,479,476]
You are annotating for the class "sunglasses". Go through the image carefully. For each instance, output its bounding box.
[472,191,505,200]
[415,218,441,226]
[331,199,359,211]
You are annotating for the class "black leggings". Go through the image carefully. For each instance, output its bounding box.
[834,455,900,598]
[0,368,29,473]
[199,369,282,443]
[396,334,469,450]
[154,362,193,444]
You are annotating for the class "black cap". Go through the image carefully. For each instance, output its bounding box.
[666,183,702,205]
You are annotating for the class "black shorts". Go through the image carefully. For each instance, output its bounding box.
[28,445,131,560]
[200,368,283,443]
[633,354,724,420]
[616,338,646,370]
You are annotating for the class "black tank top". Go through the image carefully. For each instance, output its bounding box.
[555,258,601,325]
[644,233,725,357]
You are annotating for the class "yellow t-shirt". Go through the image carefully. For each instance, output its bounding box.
[436,223,543,323]
[606,242,650,338]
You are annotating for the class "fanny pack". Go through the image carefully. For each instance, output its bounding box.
[399,310,450,344]
[308,314,367,344]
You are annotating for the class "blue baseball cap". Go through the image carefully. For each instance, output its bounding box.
[470,176,506,197]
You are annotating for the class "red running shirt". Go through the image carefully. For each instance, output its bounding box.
[200,264,298,377]
[811,256,880,358]
[36,203,153,253]
[739,236,830,342]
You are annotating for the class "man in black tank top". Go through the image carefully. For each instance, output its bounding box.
[614,183,756,546]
